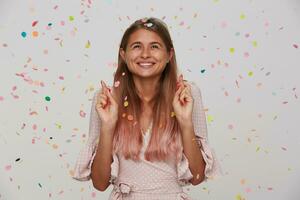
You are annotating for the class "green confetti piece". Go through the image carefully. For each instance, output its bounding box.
[229,48,235,53]
[69,16,74,21]
[45,96,51,101]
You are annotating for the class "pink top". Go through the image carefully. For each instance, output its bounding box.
[72,81,223,199]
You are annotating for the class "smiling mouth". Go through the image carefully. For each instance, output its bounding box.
[137,62,156,69]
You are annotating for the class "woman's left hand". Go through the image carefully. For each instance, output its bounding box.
[172,75,194,125]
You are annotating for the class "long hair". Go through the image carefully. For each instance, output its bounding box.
[112,17,183,163]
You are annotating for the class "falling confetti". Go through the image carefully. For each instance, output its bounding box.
[21,32,27,38]
[69,16,75,21]
[124,101,129,107]
[45,96,51,101]
[229,48,235,53]
[32,20,38,27]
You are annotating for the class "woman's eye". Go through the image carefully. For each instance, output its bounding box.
[133,45,140,49]
[152,45,159,49]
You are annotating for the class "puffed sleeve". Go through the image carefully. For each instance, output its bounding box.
[177,81,223,186]
[72,89,119,184]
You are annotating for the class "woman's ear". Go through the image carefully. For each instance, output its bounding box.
[168,48,174,62]
[120,48,126,61]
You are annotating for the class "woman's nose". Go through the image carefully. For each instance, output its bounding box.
[141,47,151,58]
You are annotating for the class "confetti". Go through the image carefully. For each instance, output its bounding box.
[5,165,12,171]
[79,110,86,118]
[124,101,129,107]
[32,31,39,37]
[114,81,120,87]
[171,111,176,117]
[127,114,133,121]
[229,48,235,53]
[293,44,298,49]
[240,13,246,20]
[45,96,51,101]
[200,69,205,73]
[21,32,27,38]
[69,16,75,21]
[85,40,91,48]
[32,20,38,27]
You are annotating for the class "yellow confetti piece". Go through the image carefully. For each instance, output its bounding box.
[69,16,74,21]
[248,71,253,77]
[236,194,245,200]
[55,123,62,129]
[207,115,214,123]
[85,40,91,48]
[124,101,129,107]
[256,146,260,152]
[252,41,257,47]
[229,48,235,53]
[171,111,176,117]
[240,13,246,20]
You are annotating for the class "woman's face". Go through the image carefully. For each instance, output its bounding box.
[120,28,173,79]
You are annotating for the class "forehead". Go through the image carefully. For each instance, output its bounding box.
[127,29,164,45]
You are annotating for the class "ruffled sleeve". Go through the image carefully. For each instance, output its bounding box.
[72,89,119,184]
[177,81,223,186]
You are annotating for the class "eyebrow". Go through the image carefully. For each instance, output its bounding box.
[129,41,163,48]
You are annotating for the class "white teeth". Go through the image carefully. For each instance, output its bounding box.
[139,63,154,66]
[138,63,155,68]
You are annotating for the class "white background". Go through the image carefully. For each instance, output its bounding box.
[0,0,300,199]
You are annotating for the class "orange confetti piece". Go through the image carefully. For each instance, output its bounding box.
[127,114,133,121]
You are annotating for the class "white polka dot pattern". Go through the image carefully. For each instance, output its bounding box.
[72,82,223,199]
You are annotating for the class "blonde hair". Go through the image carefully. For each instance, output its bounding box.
[112,17,183,163]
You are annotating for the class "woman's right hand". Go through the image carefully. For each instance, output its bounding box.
[96,80,119,128]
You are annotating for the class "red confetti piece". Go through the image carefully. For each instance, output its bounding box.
[32,21,38,27]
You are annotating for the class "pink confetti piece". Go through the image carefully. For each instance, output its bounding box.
[53,5,58,10]
[0,96,4,101]
[59,76,64,80]
[32,138,35,144]
[79,110,86,118]
[228,124,234,130]
[267,187,273,191]
[293,44,298,49]
[12,86,17,91]
[91,192,96,198]
[244,52,249,58]
[5,165,12,171]
[179,21,184,26]
[33,124,37,130]
[114,81,120,87]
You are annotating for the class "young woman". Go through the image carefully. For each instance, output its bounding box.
[72,17,222,200]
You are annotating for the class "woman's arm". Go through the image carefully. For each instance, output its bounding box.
[180,123,206,185]
[91,124,116,191]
